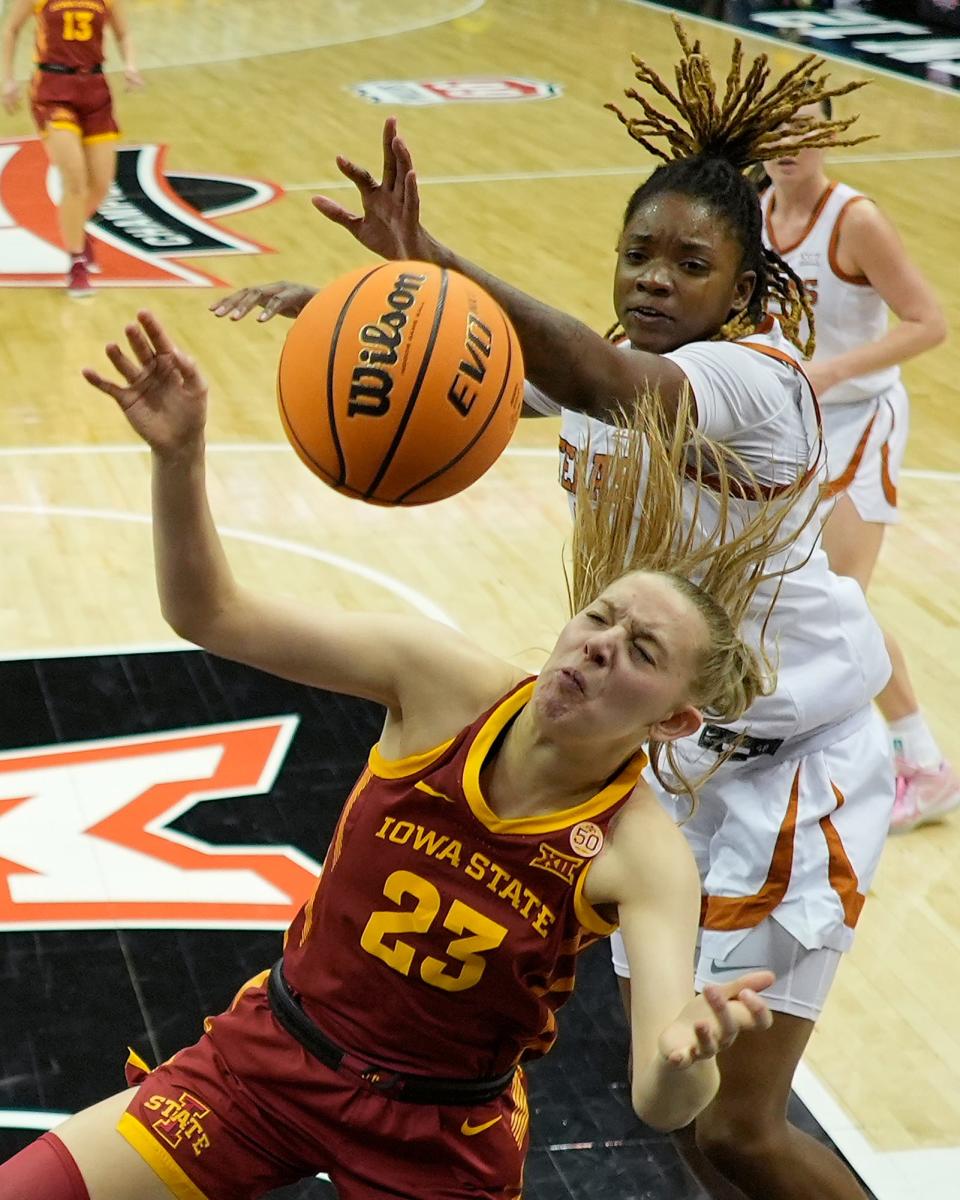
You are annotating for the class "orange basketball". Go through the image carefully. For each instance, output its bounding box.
[276,261,525,505]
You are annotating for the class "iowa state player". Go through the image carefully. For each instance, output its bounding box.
[0,309,782,1200]
[760,98,953,833]
[0,0,143,297]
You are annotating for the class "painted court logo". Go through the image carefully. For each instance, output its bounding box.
[0,717,323,930]
[352,76,561,105]
[0,136,282,287]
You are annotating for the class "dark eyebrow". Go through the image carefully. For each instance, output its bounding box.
[595,598,670,664]
[625,233,714,254]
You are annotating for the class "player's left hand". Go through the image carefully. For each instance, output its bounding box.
[312,116,430,262]
[657,971,774,1069]
[123,67,144,91]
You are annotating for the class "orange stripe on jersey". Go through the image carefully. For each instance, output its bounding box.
[327,768,372,871]
[702,767,800,931]
[765,181,838,256]
[828,196,872,286]
[820,782,866,928]
[820,412,877,501]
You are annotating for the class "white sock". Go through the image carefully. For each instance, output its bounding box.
[888,711,942,770]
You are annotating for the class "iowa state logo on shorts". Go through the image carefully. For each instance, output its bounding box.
[0,136,282,288]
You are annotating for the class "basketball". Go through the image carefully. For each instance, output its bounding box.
[276,261,525,505]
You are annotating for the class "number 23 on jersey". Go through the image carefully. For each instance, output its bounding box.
[360,869,507,992]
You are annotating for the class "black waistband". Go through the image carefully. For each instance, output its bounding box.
[38,62,103,75]
[266,959,515,1105]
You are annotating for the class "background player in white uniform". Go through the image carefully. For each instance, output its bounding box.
[761,98,953,833]
[215,27,894,1200]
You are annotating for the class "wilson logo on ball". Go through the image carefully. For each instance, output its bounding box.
[350,270,427,417]
[277,260,524,506]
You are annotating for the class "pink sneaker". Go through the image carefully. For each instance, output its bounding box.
[889,758,960,834]
[67,257,94,297]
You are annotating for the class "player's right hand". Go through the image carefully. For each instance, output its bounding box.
[210,281,317,323]
[1,80,21,114]
[82,310,208,455]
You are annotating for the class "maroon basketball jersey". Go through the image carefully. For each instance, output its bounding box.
[34,0,109,71]
[281,678,647,1079]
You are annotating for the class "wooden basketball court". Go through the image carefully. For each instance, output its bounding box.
[1,1,958,1196]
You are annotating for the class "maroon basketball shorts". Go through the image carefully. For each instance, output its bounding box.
[30,71,119,141]
[119,976,529,1200]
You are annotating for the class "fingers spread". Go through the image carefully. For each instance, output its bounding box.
[105,341,142,383]
[81,366,124,401]
[311,195,361,230]
[137,310,177,357]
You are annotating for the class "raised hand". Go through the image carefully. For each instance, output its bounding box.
[312,117,430,262]
[209,281,318,323]
[658,971,775,1069]
[81,310,208,455]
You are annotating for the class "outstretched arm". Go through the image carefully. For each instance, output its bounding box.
[81,312,513,719]
[585,795,773,1130]
[312,118,688,421]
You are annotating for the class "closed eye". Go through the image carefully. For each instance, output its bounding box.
[632,642,655,666]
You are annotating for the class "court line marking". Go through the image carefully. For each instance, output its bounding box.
[621,0,960,101]
[129,0,486,71]
[284,147,960,193]
[0,441,955,483]
[0,503,460,632]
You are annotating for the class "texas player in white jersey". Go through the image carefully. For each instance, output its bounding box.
[216,30,896,1200]
[762,98,954,834]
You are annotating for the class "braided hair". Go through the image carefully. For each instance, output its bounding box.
[605,18,873,356]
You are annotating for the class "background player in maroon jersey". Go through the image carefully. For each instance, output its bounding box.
[1,0,143,297]
[0,306,789,1199]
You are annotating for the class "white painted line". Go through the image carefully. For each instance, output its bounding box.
[285,147,960,193]
[0,503,460,630]
[0,442,955,481]
[132,1,486,71]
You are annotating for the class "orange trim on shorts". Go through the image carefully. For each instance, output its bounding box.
[819,412,877,502]
[46,119,82,134]
[702,767,800,931]
[83,129,120,144]
[765,182,838,256]
[116,1111,211,1200]
[828,196,872,286]
[820,782,866,928]
[880,441,897,507]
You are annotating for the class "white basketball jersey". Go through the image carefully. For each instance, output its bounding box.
[761,181,899,405]
[526,322,890,742]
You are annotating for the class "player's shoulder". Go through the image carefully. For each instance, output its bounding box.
[589,782,698,907]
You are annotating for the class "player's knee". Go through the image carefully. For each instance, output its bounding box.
[694,1108,786,1175]
[0,1132,90,1199]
